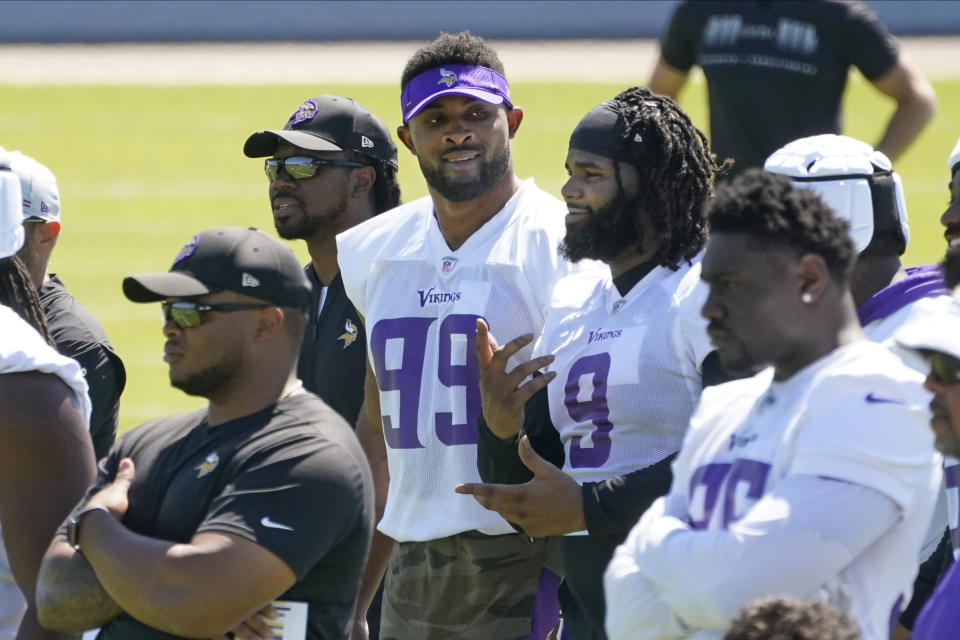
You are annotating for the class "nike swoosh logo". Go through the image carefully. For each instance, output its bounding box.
[260,516,294,531]
[865,393,903,405]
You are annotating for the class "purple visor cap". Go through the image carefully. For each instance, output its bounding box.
[401,64,512,122]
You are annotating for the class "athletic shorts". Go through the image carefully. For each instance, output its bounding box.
[379,531,561,640]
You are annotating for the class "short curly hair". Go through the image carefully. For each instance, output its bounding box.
[609,86,720,270]
[706,169,856,283]
[401,31,505,89]
[724,596,862,640]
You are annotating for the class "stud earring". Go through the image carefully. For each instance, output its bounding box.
[801,292,813,304]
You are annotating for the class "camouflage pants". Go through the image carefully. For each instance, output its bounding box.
[380,531,561,640]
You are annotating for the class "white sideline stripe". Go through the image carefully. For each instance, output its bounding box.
[0,37,956,85]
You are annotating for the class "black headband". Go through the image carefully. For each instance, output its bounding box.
[569,100,636,161]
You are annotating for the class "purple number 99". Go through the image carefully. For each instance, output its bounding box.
[370,314,483,449]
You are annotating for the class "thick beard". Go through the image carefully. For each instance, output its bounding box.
[559,195,643,263]
[170,350,242,398]
[418,145,510,202]
[274,190,350,240]
[942,245,960,290]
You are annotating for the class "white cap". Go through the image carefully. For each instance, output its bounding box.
[950,136,960,174]
[764,134,909,254]
[0,147,60,222]
[897,296,960,361]
[0,151,25,258]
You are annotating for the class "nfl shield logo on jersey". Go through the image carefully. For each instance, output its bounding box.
[612,299,626,314]
[440,256,458,274]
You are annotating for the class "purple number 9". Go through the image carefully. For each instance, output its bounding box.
[436,314,483,445]
[370,317,435,449]
[565,353,615,468]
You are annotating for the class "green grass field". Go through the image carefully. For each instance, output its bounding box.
[2,74,958,432]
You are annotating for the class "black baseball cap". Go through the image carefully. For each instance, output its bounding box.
[243,95,398,169]
[123,227,312,310]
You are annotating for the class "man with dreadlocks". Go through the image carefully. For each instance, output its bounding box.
[456,87,724,639]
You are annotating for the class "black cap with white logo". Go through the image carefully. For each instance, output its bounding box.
[122,227,312,310]
[243,95,398,169]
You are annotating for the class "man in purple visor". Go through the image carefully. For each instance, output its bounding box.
[336,30,591,640]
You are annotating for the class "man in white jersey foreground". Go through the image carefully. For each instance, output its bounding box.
[604,170,940,640]
[764,134,955,634]
[0,161,95,640]
[457,87,723,639]
[336,31,576,639]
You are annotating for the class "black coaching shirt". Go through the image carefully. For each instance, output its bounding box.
[91,392,374,640]
[660,0,899,173]
[40,274,126,459]
[298,265,366,428]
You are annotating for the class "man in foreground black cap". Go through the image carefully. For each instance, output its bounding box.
[36,227,374,640]
[244,95,400,429]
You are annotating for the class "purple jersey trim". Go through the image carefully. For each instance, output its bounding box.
[857,265,949,326]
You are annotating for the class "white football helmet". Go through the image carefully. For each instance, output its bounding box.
[764,134,909,254]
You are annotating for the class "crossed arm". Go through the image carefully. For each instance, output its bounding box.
[36,459,296,638]
[604,475,901,638]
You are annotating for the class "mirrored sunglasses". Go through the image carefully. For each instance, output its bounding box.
[264,156,368,181]
[161,300,272,329]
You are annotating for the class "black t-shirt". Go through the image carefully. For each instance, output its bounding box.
[92,392,374,640]
[40,274,126,459]
[298,265,366,428]
[660,0,899,173]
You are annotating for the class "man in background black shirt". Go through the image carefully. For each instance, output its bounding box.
[649,0,934,174]
[7,148,125,458]
[244,95,401,428]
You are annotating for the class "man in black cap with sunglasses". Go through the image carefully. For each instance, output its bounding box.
[243,95,401,430]
[36,227,374,640]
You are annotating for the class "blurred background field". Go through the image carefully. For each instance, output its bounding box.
[1,49,958,432]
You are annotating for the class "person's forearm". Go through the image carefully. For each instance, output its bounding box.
[36,537,122,632]
[634,477,899,629]
[583,454,675,536]
[875,93,935,162]
[76,512,246,637]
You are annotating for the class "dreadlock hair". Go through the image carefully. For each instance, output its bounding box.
[610,87,722,270]
[342,150,402,214]
[0,255,53,345]
[401,31,505,89]
[706,169,856,284]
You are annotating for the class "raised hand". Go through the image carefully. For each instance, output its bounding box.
[475,318,556,440]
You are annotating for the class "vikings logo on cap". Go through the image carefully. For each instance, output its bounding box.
[438,68,458,88]
[440,256,458,274]
[173,235,199,265]
[290,99,319,126]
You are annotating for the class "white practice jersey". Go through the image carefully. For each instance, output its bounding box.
[863,293,954,560]
[534,258,712,491]
[0,305,91,640]
[338,179,591,541]
[863,294,955,374]
[607,341,940,640]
